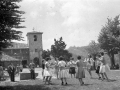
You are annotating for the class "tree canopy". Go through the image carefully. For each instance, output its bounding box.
[0,0,25,51]
[51,37,72,61]
[42,49,51,59]
[98,15,120,67]
[86,40,100,59]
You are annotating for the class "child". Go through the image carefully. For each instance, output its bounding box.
[43,57,52,85]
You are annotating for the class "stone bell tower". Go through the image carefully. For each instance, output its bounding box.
[26,31,43,67]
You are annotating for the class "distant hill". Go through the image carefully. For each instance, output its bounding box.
[68,46,89,58]
[68,46,120,65]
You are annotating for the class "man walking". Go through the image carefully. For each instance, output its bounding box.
[29,61,35,80]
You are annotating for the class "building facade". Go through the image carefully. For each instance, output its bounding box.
[1,31,43,68]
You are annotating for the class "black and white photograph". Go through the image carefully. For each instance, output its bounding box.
[0,0,120,90]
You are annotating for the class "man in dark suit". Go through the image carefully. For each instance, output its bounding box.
[29,61,35,80]
[8,63,16,82]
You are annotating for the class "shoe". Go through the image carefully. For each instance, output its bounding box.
[98,77,101,80]
[61,82,64,85]
[65,82,68,85]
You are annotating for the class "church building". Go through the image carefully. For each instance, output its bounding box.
[1,31,43,68]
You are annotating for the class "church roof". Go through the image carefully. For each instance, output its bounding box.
[1,53,20,61]
[7,42,28,49]
[26,31,43,36]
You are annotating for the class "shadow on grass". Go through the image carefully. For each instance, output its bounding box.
[0,84,52,90]
[66,83,93,86]
[108,79,117,82]
[91,77,99,79]
[83,83,93,86]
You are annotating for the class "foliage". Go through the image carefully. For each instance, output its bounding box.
[51,37,72,61]
[86,40,101,59]
[0,0,25,51]
[98,15,120,67]
[42,49,51,59]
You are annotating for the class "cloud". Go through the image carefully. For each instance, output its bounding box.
[19,0,120,50]
[30,11,38,18]
[49,12,56,16]
[43,38,54,50]
[60,0,99,27]
[64,28,99,48]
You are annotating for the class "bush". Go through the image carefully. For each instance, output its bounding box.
[110,64,119,70]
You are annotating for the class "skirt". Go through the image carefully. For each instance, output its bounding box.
[76,68,85,79]
[87,64,92,70]
[43,69,52,77]
[69,67,76,74]
[99,64,110,73]
[59,69,69,79]
[96,66,100,74]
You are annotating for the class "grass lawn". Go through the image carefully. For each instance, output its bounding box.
[0,70,120,90]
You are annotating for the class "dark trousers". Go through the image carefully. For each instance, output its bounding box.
[30,69,35,79]
[10,73,15,82]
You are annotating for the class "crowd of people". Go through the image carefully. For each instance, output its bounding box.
[41,52,110,85]
[0,64,23,82]
[0,52,110,86]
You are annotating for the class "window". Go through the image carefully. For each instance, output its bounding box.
[35,49,38,52]
[34,35,37,41]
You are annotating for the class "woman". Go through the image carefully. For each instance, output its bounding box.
[95,55,102,79]
[58,56,69,85]
[42,59,45,81]
[43,57,52,85]
[68,58,76,78]
[86,55,94,78]
[54,58,59,79]
[99,52,109,81]
[0,65,3,81]
[16,64,20,75]
[76,56,85,85]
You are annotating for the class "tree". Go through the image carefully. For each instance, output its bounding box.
[98,15,120,68]
[42,49,51,59]
[51,37,72,61]
[86,40,101,59]
[0,0,25,51]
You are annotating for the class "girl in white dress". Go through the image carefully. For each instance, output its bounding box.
[99,52,109,81]
[43,57,52,85]
[85,54,94,78]
[58,56,69,85]
[54,58,59,79]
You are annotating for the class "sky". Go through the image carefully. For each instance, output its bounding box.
[17,0,120,50]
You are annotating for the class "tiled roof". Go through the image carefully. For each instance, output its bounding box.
[1,53,20,61]
[7,42,28,49]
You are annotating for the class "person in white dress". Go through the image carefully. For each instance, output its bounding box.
[43,57,52,85]
[99,52,109,81]
[85,54,94,78]
[54,58,59,79]
[58,56,69,85]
